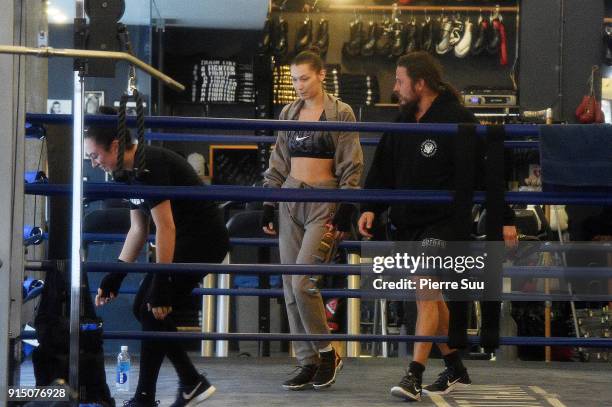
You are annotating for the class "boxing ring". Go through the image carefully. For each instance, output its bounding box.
[0,0,612,407]
[3,32,612,406]
[21,113,612,361]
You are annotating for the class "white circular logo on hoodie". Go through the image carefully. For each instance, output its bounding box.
[420,139,438,157]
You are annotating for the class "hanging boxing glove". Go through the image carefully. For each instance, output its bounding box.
[258,17,272,54]
[576,66,604,124]
[581,99,605,124]
[413,19,422,52]
[578,96,597,124]
[391,21,406,59]
[575,95,590,118]
[352,20,365,54]
[448,17,464,48]
[361,21,378,57]
[471,18,489,56]
[435,17,452,55]
[454,19,473,58]
[316,18,329,56]
[404,20,418,54]
[603,24,612,66]
[420,18,434,53]
[431,17,441,49]
[274,18,288,58]
[376,19,393,56]
[295,17,313,54]
[495,18,508,66]
[343,19,364,57]
[487,18,501,55]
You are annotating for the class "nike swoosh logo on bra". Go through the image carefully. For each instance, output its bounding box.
[183,382,202,399]
[295,135,310,141]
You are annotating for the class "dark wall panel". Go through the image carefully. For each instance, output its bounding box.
[519,0,606,121]
[518,0,561,112]
[561,0,605,120]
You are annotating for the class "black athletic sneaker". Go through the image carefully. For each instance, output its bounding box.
[390,372,422,401]
[169,375,216,407]
[282,364,318,391]
[422,368,471,395]
[312,349,343,389]
[123,398,160,407]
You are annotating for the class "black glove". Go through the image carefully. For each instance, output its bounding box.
[260,204,276,230]
[331,203,356,232]
[98,260,127,298]
[148,274,173,308]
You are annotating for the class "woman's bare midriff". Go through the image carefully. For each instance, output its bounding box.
[290,157,335,185]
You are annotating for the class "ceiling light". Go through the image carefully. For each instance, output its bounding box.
[52,14,67,23]
[46,6,68,24]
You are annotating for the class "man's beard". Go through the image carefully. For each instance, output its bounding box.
[397,96,419,116]
[395,88,420,114]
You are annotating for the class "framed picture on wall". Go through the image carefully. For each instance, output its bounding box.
[46,99,72,114]
[84,91,104,114]
[113,100,148,116]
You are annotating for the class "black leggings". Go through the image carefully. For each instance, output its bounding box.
[133,224,229,400]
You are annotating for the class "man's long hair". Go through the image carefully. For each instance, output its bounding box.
[397,51,462,103]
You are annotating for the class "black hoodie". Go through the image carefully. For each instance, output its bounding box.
[362,88,510,230]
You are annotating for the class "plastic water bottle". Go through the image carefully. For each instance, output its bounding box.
[116,345,130,392]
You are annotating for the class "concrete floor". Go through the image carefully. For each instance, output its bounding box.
[18,356,612,407]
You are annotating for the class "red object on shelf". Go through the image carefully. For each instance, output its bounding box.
[495,19,508,66]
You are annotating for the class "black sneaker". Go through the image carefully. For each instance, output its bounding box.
[282,364,318,391]
[422,368,471,395]
[123,398,160,407]
[390,372,422,401]
[169,375,216,407]
[312,349,343,389]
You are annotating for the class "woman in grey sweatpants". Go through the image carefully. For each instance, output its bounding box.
[262,48,363,391]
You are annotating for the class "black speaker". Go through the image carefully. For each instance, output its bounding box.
[74,0,126,77]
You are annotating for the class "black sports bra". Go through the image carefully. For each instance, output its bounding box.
[286,111,335,159]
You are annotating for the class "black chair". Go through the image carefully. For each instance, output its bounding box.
[83,208,131,235]
[82,207,144,354]
[226,209,285,356]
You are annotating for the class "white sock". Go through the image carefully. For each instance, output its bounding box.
[319,344,333,353]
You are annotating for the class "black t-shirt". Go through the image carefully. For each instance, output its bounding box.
[128,145,217,241]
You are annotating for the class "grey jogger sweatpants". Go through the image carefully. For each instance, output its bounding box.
[279,175,338,366]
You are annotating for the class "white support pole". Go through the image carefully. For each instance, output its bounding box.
[380,298,388,357]
[215,254,231,357]
[346,254,361,357]
[68,70,85,395]
[201,274,216,357]
[68,0,86,395]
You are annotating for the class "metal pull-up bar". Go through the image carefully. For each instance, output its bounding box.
[0,45,185,92]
